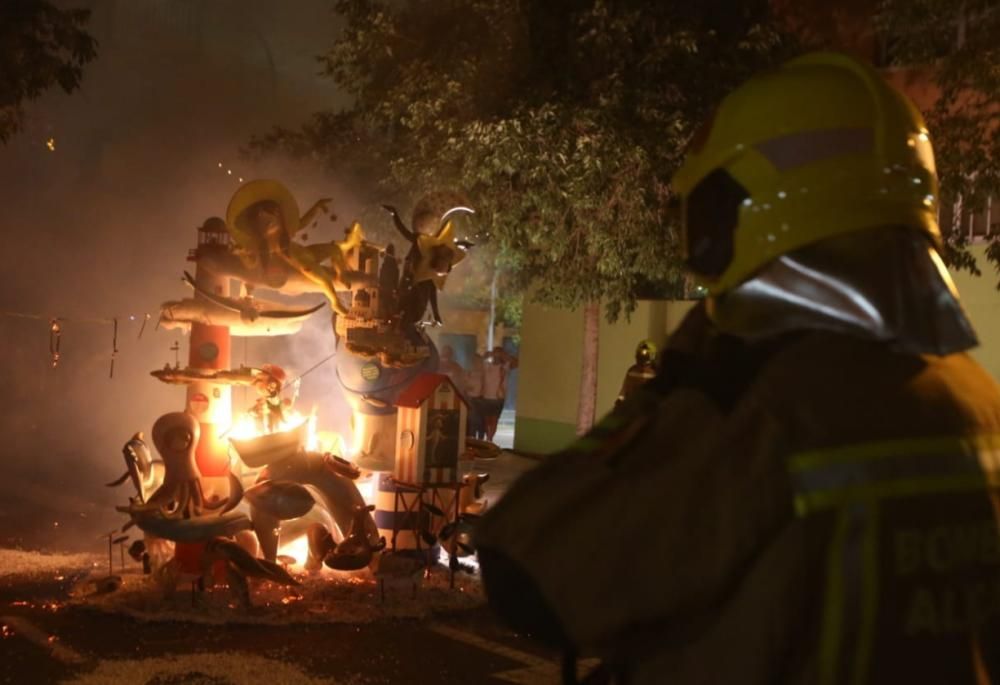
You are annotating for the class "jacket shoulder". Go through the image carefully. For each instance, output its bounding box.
[754,332,1000,452]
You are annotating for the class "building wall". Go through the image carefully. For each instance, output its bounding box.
[951,247,1000,381]
[514,258,1000,455]
[429,308,509,357]
[513,299,694,454]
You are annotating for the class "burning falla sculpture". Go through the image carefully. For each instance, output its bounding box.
[109,179,480,605]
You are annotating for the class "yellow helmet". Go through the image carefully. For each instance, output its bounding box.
[635,339,657,365]
[672,51,940,295]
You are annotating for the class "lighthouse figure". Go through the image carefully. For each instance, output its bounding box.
[185,218,235,503]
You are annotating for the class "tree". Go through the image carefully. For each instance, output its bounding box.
[252,0,799,433]
[873,1,1000,281]
[0,0,97,143]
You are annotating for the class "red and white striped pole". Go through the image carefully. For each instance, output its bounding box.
[184,258,233,499]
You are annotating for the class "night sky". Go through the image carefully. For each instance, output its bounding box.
[0,1,358,549]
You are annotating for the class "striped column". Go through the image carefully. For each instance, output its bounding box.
[185,266,232,485]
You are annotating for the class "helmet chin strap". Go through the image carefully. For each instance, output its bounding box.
[706,225,978,356]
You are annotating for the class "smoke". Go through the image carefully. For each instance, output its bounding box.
[0,0,361,550]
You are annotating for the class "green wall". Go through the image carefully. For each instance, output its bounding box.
[513,299,694,454]
[949,246,1000,380]
[514,250,1000,456]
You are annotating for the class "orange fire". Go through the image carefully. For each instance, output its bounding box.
[223,409,361,568]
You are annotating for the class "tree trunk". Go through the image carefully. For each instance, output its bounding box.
[575,301,600,436]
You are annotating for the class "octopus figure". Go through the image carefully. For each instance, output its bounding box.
[119,412,240,520]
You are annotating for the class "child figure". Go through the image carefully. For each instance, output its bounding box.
[251,364,291,433]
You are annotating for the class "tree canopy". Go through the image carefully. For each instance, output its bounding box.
[251,0,799,321]
[874,0,999,281]
[0,0,97,143]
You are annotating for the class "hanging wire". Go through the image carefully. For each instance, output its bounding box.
[110,317,119,379]
[137,313,150,339]
[0,308,151,378]
[0,309,114,325]
[49,319,61,368]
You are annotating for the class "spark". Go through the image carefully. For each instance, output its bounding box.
[46,138,55,151]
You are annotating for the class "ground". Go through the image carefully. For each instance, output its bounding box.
[0,452,577,685]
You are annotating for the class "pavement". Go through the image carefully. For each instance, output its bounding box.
[0,450,569,685]
[493,409,517,451]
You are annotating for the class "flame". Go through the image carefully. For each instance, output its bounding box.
[225,409,324,452]
[354,471,377,505]
[221,408,377,570]
[276,534,311,567]
[224,407,360,490]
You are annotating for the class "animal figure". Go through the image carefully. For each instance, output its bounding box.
[322,504,387,571]
[243,480,315,520]
[155,536,300,608]
[382,204,472,333]
[106,432,158,503]
[118,412,242,519]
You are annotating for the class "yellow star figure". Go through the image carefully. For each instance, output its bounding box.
[334,222,365,260]
[413,221,468,289]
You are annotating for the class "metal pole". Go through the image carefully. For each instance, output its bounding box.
[487,268,498,351]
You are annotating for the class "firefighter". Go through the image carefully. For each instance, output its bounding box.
[615,340,658,409]
[474,51,1000,684]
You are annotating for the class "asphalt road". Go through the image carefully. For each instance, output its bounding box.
[0,569,570,685]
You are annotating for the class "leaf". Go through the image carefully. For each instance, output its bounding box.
[251,0,801,320]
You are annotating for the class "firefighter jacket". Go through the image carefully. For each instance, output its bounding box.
[616,362,657,405]
[475,303,1000,684]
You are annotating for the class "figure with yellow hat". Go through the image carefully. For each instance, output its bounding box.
[474,52,1000,683]
[225,179,355,315]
